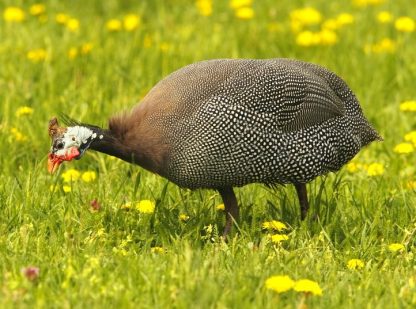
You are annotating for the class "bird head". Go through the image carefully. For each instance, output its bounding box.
[47,117,97,173]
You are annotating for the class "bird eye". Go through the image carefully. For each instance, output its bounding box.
[57,142,64,150]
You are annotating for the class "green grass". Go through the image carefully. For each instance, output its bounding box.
[1,0,416,308]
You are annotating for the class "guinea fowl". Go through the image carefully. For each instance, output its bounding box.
[47,58,382,236]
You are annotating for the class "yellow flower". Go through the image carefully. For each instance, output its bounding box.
[66,18,80,32]
[395,17,415,32]
[123,14,140,31]
[290,7,322,29]
[400,100,416,112]
[15,106,34,117]
[295,30,320,46]
[81,43,93,54]
[346,162,359,173]
[404,131,416,146]
[393,143,414,154]
[235,7,254,20]
[27,49,47,62]
[136,200,155,214]
[151,246,165,254]
[61,169,81,182]
[179,214,190,222]
[262,220,287,231]
[367,163,384,176]
[55,13,70,24]
[377,11,393,23]
[30,4,46,16]
[121,201,132,210]
[106,19,122,31]
[336,13,354,26]
[68,47,78,59]
[270,234,289,243]
[196,0,213,17]
[10,128,28,142]
[62,185,72,193]
[407,180,416,190]
[294,279,323,296]
[265,275,295,293]
[318,29,338,45]
[216,203,225,211]
[353,0,385,7]
[82,171,97,182]
[388,243,405,252]
[230,0,252,9]
[3,7,25,22]
[347,259,365,270]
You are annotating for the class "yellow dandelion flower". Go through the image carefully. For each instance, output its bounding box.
[395,17,415,32]
[294,279,323,296]
[3,7,25,23]
[346,162,359,173]
[62,185,72,193]
[10,128,28,142]
[66,18,80,32]
[196,0,213,17]
[68,47,78,59]
[265,275,295,293]
[295,30,320,46]
[388,243,405,252]
[270,234,289,243]
[216,203,225,211]
[262,220,287,231]
[406,180,416,190]
[374,38,396,53]
[290,7,322,28]
[81,43,93,54]
[367,163,384,176]
[353,0,385,7]
[27,49,47,62]
[82,171,96,182]
[404,131,416,146]
[136,199,155,214]
[235,7,254,20]
[400,100,416,112]
[55,13,70,24]
[230,0,252,9]
[318,29,338,45]
[123,14,140,31]
[61,169,81,182]
[179,214,190,222]
[15,106,34,117]
[322,18,339,31]
[336,13,354,26]
[151,246,165,254]
[106,19,122,31]
[30,4,46,16]
[393,143,414,154]
[377,11,393,23]
[347,259,365,270]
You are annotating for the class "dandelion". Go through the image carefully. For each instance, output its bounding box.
[136,199,155,214]
[388,243,405,252]
[196,0,213,17]
[265,275,295,293]
[353,0,385,7]
[400,100,416,112]
[106,19,122,31]
[55,13,70,24]
[82,171,97,182]
[230,0,252,9]
[407,180,416,190]
[10,128,28,142]
[15,106,34,117]
[151,246,165,254]
[61,169,81,182]
[3,7,25,22]
[123,14,140,31]
[66,18,80,32]
[262,220,287,232]
[295,31,320,46]
[68,47,78,60]
[404,131,416,146]
[81,43,93,54]
[179,214,190,222]
[21,266,40,281]
[62,185,72,193]
[394,143,414,154]
[235,7,254,20]
[294,279,323,296]
[270,234,289,244]
[30,4,46,16]
[366,163,384,176]
[336,13,354,26]
[346,162,359,173]
[395,17,415,32]
[347,259,365,270]
[318,29,338,45]
[216,203,225,211]
[27,49,48,62]
[377,11,393,23]
[290,7,322,30]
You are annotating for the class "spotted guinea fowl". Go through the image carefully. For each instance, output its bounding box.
[47,58,382,236]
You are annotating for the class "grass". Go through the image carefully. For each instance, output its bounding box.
[1,0,416,308]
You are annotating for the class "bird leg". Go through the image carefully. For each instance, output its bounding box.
[218,187,239,237]
[294,183,309,220]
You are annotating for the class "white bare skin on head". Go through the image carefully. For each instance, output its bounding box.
[55,126,95,156]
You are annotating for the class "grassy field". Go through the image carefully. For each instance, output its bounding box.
[1,0,416,308]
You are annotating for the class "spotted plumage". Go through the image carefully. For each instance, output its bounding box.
[48,58,382,236]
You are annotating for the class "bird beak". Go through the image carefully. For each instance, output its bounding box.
[47,147,80,174]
